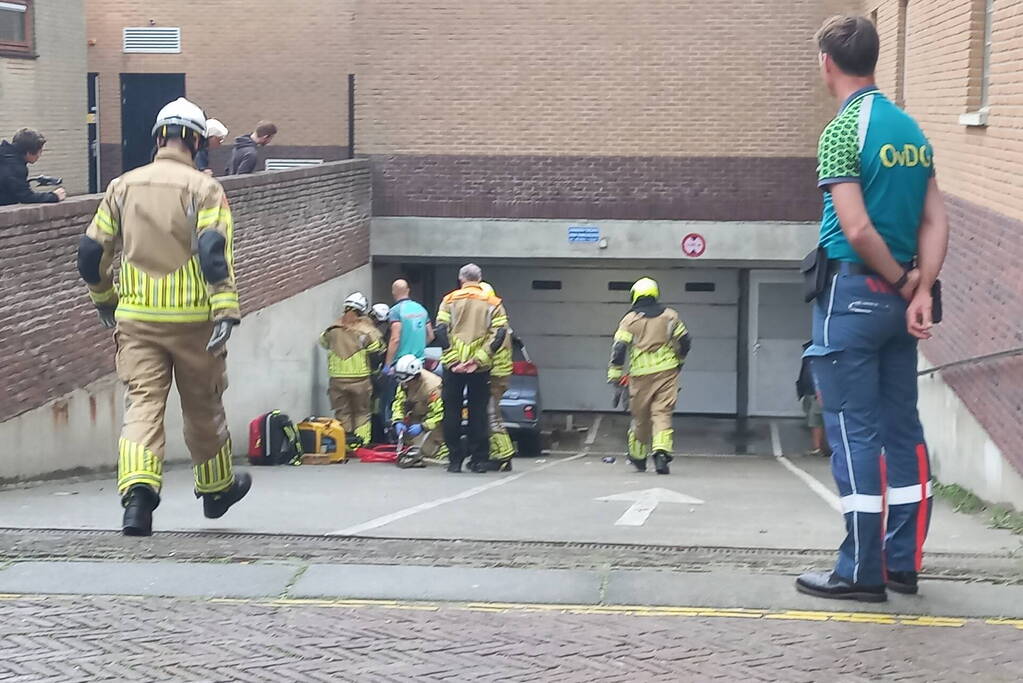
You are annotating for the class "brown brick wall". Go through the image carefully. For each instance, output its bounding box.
[870,0,1023,475]
[371,154,819,221]
[85,0,353,185]
[0,160,370,423]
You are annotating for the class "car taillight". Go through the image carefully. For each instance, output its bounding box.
[523,405,536,420]
[513,361,538,376]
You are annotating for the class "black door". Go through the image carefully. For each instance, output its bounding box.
[120,73,185,173]
[87,73,99,193]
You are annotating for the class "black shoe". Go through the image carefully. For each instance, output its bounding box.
[200,472,252,519]
[496,459,512,472]
[468,460,490,473]
[447,459,464,473]
[122,485,160,537]
[628,456,647,472]
[795,571,887,603]
[653,451,672,475]
[886,571,919,595]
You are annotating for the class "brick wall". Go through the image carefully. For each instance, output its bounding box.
[85,0,353,185]
[354,0,860,219]
[870,0,1023,475]
[0,0,89,195]
[0,160,370,423]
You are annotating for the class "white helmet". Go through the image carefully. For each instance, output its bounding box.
[371,303,390,323]
[151,97,207,138]
[395,354,423,382]
[204,118,228,141]
[344,292,368,314]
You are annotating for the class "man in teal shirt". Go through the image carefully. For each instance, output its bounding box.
[382,279,434,429]
[797,16,949,604]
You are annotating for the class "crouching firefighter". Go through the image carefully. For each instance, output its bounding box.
[608,277,691,475]
[320,292,385,449]
[391,354,449,468]
[76,97,251,536]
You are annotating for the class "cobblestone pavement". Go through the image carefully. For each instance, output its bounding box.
[2,528,1021,582]
[0,595,1020,682]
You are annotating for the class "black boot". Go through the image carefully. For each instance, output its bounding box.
[886,571,919,595]
[653,451,672,475]
[628,456,647,472]
[447,458,464,473]
[795,571,887,602]
[495,459,513,472]
[199,472,252,519]
[468,459,489,473]
[122,485,159,537]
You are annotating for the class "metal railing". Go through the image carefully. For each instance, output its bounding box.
[918,346,1023,377]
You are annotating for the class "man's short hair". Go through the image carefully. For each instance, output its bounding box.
[255,121,278,138]
[11,128,46,155]
[459,263,483,283]
[816,15,879,77]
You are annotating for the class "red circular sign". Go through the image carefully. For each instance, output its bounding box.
[682,233,706,258]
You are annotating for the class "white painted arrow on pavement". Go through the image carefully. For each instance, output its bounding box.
[596,488,705,526]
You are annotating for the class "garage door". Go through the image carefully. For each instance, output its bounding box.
[479,266,739,414]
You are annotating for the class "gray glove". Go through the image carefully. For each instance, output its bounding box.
[206,319,239,352]
[96,306,116,329]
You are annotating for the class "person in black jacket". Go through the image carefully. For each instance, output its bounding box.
[227,121,276,175]
[0,129,66,206]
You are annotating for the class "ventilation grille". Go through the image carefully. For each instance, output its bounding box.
[123,27,181,54]
[264,158,324,172]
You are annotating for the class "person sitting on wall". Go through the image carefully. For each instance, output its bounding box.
[0,128,67,206]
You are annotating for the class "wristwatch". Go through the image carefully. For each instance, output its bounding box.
[891,269,910,290]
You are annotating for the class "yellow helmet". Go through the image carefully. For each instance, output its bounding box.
[479,281,496,297]
[630,277,659,303]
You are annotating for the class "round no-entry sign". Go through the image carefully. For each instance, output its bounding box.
[682,233,706,258]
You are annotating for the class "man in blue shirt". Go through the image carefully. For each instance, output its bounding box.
[382,279,434,429]
[797,15,949,603]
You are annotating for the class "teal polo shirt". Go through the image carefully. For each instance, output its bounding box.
[388,298,429,361]
[817,86,934,263]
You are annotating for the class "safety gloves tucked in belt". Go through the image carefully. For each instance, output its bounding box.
[96,305,117,329]
[206,318,239,352]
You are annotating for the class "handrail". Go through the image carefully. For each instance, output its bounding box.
[918,346,1023,377]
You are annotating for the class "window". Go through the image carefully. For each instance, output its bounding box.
[531,280,562,290]
[0,1,33,57]
[607,281,632,291]
[685,282,716,293]
[980,0,994,109]
[962,0,994,125]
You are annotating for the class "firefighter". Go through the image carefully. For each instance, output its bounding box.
[76,97,250,537]
[435,263,508,473]
[391,354,449,468]
[479,282,515,471]
[320,292,385,448]
[607,277,691,475]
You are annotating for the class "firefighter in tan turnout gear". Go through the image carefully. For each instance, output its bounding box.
[320,292,385,448]
[435,263,509,473]
[391,354,449,468]
[608,278,692,475]
[479,282,515,471]
[76,97,250,536]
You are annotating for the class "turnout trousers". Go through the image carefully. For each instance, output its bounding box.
[627,368,679,460]
[115,320,234,499]
[328,377,373,444]
[488,374,515,462]
[807,267,933,586]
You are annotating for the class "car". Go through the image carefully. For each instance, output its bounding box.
[424,335,543,456]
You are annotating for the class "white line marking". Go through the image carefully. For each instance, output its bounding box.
[770,421,842,513]
[617,499,659,526]
[585,414,603,446]
[597,488,705,526]
[330,452,588,535]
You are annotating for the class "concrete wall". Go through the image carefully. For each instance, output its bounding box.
[919,358,1023,508]
[372,217,818,265]
[0,160,370,482]
[0,0,89,195]
[0,266,369,482]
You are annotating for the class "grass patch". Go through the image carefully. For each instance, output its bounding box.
[932,480,1023,535]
